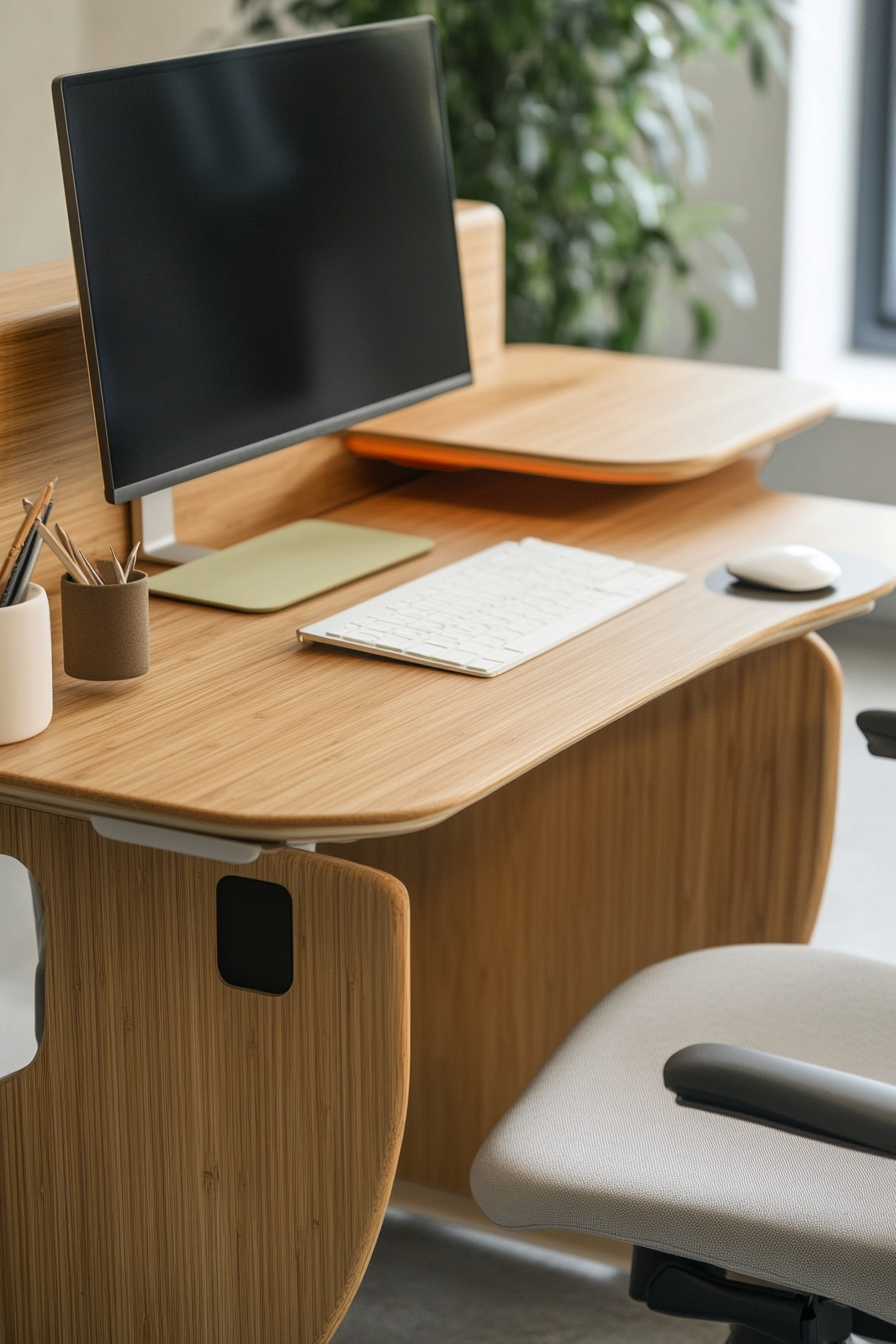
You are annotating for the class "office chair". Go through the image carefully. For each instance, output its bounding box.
[470,713,896,1344]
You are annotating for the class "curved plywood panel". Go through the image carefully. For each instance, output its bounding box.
[0,809,409,1344]
[334,635,841,1193]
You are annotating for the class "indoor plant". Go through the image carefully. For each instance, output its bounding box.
[232,0,788,353]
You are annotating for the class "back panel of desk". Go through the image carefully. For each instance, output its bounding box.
[0,199,506,579]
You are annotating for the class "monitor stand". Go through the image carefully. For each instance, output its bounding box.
[132,488,214,566]
[130,488,433,615]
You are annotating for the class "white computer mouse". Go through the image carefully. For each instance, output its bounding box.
[726,544,842,593]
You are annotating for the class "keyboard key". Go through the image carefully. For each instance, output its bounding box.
[407,641,455,659]
[375,636,415,652]
[428,650,472,668]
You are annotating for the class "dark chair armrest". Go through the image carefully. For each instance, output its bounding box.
[664,1043,896,1156]
[857,709,896,758]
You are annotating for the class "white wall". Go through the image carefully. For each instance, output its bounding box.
[0,0,84,271]
[0,0,232,273]
[82,0,233,69]
[684,38,896,530]
[684,52,790,371]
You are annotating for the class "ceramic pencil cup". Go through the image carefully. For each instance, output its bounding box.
[60,564,149,680]
[0,584,53,744]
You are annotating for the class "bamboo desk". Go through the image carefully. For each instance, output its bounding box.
[3,257,896,1344]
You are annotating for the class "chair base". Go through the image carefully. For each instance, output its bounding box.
[727,1328,798,1344]
[630,1247,896,1344]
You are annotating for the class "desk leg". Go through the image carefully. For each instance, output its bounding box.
[0,807,409,1344]
[331,633,841,1194]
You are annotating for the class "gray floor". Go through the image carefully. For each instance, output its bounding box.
[0,617,893,1341]
[333,1210,727,1344]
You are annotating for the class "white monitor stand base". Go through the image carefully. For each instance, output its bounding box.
[131,488,214,566]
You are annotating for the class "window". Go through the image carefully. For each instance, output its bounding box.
[853,0,896,351]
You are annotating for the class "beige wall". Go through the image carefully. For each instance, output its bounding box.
[0,0,232,272]
[684,54,790,370]
[82,0,233,70]
[0,0,84,271]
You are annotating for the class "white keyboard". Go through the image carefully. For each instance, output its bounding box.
[298,538,686,677]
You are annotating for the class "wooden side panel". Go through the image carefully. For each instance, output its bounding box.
[454,200,505,370]
[0,305,129,592]
[0,809,410,1344]
[329,634,842,1194]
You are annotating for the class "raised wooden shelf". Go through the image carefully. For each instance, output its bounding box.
[346,343,836,484]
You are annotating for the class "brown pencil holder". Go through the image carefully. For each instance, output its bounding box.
[60,564,150,680]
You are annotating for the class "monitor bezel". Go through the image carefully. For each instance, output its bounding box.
[53,17,471,505]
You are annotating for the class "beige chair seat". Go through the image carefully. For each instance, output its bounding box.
[471,945,896,1325]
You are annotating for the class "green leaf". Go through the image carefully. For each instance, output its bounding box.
[690,297,716,353]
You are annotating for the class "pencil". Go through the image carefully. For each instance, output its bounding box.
[35,519,90,585]
[0,479,55,591]
[2,501,54,607]
[75,547,103,586]
[123,542,140,581]
[109,546,127,584]
[55,523,80,567]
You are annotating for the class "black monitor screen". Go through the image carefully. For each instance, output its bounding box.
[54,19,470,503]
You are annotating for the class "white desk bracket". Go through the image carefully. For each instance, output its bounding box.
[90,815,284,864]
[131,488,214,567]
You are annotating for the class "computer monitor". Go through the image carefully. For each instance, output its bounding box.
[52,18,471,611]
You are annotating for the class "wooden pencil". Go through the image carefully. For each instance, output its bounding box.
[0,479,55,592]
[75,547,103,586]
[35,520,90,584]
[109,546,126,584]
[55,523,82,568]
[123,542,140,581]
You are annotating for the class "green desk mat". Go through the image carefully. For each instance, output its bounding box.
[147,519,433,613]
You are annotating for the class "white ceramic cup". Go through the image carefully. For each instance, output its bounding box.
[0,584,53,744]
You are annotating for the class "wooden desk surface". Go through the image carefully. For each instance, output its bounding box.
[0,460,893,840]
[346,344,836,484]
